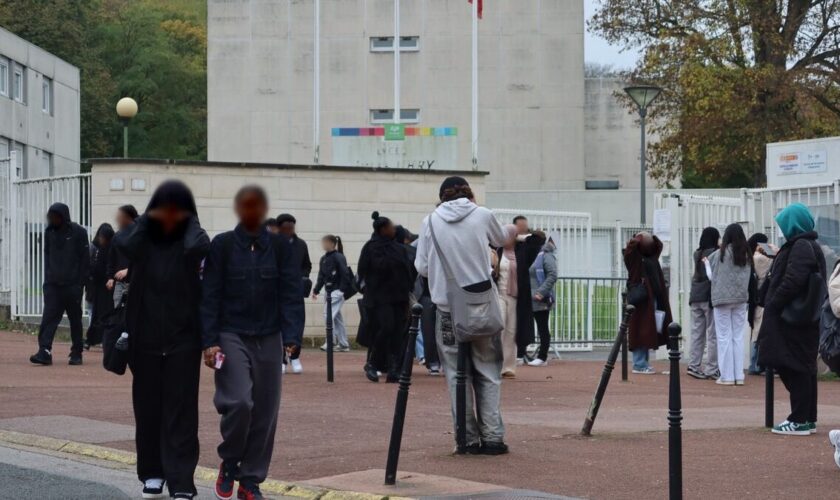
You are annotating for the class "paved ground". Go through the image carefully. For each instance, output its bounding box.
[3,330,840,499]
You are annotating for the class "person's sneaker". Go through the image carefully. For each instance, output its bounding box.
[807,422,817,434]
[632,367,655,375]
[214,462,237,499]
[335,345,351,352]
[501,370,516,379]
[686,367,707,379]
[428,363,441,376]
[715,379,735,386]
[455,442,482,455]
[173,494,194,499]
[141,478,166,499]
[829,430,840,469]
[68,352,83,366]
[515,357,525,366]
[319,343,328,351]
[237,482,264,500]
[364,363,379,382]
[480,441,509,455]
[290,358,303,374]
[29,349,53,366]
[281,363,286,375]
[734,379,745,386]
[772,420,811,436]
[527,358,548,367]
[706,370,721,380]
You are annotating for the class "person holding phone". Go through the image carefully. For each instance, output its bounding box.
[201,185,304,500]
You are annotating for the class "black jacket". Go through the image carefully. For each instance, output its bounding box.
[314,250,348,295]
[757,231,826,373]
[117,214,210,355]
[689,248,716,305]
[107,224,134,281]
[201,225,304,348]
[497,234,545,347]
[44,203,89,287]
[357,234,413,306]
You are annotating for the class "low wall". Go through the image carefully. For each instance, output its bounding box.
[89,159,487,337]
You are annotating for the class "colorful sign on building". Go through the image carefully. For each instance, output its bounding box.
[331,126,458,170]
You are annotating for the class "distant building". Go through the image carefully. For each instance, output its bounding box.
[0,26,80,179]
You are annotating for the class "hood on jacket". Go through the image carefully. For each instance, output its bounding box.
[434,198,479,223]
[543,231,561,252]
[146,180,198,216]
[776,203,814,240]
[47,202,72,228]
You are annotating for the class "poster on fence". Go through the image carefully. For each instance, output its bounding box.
[653,209,672,242]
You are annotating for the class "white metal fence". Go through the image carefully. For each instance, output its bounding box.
[0,157,11,296]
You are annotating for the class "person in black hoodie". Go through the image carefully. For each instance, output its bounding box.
[313,235,351,351]
[106,204,138,307]
[202,185,303,500]
[357,212,413,382]
[117,180,210,500]
[84,223,116,349]
[276,213,311,374]
[30,202,90,366]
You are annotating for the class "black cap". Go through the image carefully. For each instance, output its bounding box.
[439,176,469,200]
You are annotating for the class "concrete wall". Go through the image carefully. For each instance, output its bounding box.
[89,158,487,336]
[0,26,80,178]
[207,0,585,191]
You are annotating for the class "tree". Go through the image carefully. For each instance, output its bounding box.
[590,0,840,187]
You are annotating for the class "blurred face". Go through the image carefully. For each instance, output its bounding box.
[266,223,281,235]
[235,191,268,230]
[155,203,188,235]
[47,213,62,227]
[97,234,111,247]
[381,222,397,240]
[278,221,295,238]
[115,210,132,230]
[321,238,333,252]
[515,218,529,235]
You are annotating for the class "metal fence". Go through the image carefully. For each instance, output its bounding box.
[547,276,626,353]
[0,157,11,295]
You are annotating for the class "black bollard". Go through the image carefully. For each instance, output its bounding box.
[621,329,629,382]
[667,322,683,500]
[581,304,635,436]
[455,341,469,453]
[384,304,423,485]
[325,283,334,383]
[765,366,774,428]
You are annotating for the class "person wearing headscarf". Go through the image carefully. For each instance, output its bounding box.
[357,211,413,382]
[758,203,826,436]
[29,202,90,366]
[116,180,210,499]
[687,227,720,380]
[495,224,519,377]
[747,232,772,375]
[527,232,558,366]
[84,223,116,349]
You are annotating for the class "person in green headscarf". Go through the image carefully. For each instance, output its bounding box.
[758,202,826,436]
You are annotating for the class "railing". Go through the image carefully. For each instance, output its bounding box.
[546,276,626,353]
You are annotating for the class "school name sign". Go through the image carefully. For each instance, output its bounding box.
[331,126,458,170]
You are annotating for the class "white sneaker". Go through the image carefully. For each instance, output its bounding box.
[290,358,303,374]
[527,358,547,367]
[632,367,656,375]
[715,379,735,386]
[142,478,166,499]
[829,430,840,469]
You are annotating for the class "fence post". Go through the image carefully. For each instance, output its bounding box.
[8,150,18,319]
[581,304,634,436]
[455,341,469,453]
[667,322,683,500]
[325,283,334,383]
[384,304,422,485]
[765,367,774,428]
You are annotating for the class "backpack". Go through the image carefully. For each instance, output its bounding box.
[819,297,840,375]
[341,266,358,300]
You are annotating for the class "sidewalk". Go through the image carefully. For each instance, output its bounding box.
[2,329,840,498]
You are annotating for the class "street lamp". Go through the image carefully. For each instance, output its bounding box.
[116,97,138,159]
[624,85,662,226]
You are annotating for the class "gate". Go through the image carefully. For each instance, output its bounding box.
[7,174,92,318]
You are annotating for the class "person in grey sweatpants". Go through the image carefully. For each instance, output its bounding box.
[687,227,720,380]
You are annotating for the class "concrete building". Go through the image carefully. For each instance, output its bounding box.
[207,0,585,191]
[0,26,80,179]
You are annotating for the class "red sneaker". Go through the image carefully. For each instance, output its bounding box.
[214,462,237,500]
[237,482,264,500]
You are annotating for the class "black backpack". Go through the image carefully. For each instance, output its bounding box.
[341,266,359,300]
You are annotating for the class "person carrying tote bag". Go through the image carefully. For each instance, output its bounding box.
[415,176,510,455]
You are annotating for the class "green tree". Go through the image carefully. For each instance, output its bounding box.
[591,0,840,187]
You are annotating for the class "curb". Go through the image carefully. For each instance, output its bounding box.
[0,429,398,500]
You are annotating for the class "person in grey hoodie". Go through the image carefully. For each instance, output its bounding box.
[687,227,720,379]
[527,233,558,366]
[704,223,752,386]
[415,176,509,455]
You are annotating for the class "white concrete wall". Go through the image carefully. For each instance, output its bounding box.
[90,159,487,337]
[0,26,80,178]
[207,0,585,191]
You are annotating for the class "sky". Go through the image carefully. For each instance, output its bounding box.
[583,0,640,70]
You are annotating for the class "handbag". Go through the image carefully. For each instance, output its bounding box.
[819,297,840,375]
[781,241,826,326]
[429,216,504,343]
[626,279,648,307]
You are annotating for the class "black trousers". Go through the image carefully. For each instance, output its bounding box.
[533,310,551,361]
[777,368,818,424]
[419,295,439,366]
[367,302,408,375]
[131,349,201,496]
[38,284,84,353]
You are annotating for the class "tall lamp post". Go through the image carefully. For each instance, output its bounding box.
[116,97,138,159]
[624,85,662,226]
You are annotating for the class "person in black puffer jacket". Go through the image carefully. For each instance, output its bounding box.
[313,235,351,351]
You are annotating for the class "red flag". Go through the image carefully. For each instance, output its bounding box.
[468,0,483,19]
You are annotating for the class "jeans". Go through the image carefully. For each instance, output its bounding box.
[324,290,349,348]
[415,329,425,360]
[714,303,747,383]
[632,348,650,370]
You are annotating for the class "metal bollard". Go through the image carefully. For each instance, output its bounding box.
[325,283,334,383]
[667,322,683,500]
[384,304,423,485]
[455,341,469,453]
[765,367,774,428]
[581,304,634,436]
[621,330,629,382]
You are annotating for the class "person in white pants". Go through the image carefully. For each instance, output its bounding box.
[704,223,752,386]
[312,235,351,352]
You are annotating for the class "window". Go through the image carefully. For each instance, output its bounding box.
[42,77,52,114]
[370,36,420,52]
[0,58,8,97]
[40,150,53,176]
[12,65,25,103]
[370,108,420,124]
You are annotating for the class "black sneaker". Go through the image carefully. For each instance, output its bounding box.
[29,349,53,366]
[141,478,165,499]
[215,461,237,499]
[364,363,379,383]
[69,352,83,366]
[455,442,482,455]
[480,441,509,455]
[237,482,264,500]
[687,367,706,380]
[172,494,194,499]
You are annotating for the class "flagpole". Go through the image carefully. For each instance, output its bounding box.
[394,0,401,124]
[313,0,321,163]
[471,0,478,169]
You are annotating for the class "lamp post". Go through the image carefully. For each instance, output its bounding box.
[116,97,138,159]
[624,85,662,226]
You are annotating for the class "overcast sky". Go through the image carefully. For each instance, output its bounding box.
[584,0,639,69]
